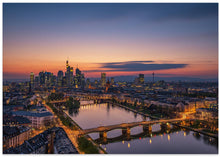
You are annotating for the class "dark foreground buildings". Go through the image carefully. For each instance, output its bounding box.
[4,127,78,154]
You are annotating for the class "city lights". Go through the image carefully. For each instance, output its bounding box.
[3,3,218,155]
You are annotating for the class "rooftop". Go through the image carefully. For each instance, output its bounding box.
[12,111,53,117]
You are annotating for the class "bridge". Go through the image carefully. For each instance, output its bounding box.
[50,99,103,106]
[50,100,67,104]
[79,118,192,139]
[94,126,184,144]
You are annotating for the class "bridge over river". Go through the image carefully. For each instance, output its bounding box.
[78,118,193,139]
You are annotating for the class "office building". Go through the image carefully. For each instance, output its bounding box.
[111,77,114,85]
[57,70,63,87]
[39,71,45,85]
[65,60,74,87]
[101,73,106,87]
[30,72,34,90]
[138,74,144,84]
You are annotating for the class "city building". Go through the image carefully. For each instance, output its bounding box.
[57,70,63,87]
[105,79,110,92]
[3,126,30,151]
[196,108,218,121]
[101,73,106,87]
[11,110,53,128]
[30,72,34,90]
[4,127,78,154]
[74,67,85,88]
[34,76,39,87]
[111,77,114,85]
[3,115,31,127]
[65,60,74,87]
[138,74,144,84]
[39,71,45,85]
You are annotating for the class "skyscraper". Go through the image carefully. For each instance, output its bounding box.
[86,78,90,88]
[45,72,52,86]
[152,72,155,83]
[75,67,82,87]
[57,70,63,87]
[65,60,74,87]
[34,76,39,87]
[66,60,69,70]
[138,74,144,84]
[101,73,106,87]
[70,67,74,86]
[111,77,114,85]
[66,66,71,87]
[39,71,45,85]
[30,72,34,90]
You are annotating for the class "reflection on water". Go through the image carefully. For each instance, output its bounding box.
[69,103,217,154]
[69,103,149,129]
[95,129,218,154]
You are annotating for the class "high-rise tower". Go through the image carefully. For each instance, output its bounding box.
[30,72,34,90]
[152,72,155,83]
[57,70,63,87]
[66,60,69,70]
[138,74,144,84]
[101,73,106,87]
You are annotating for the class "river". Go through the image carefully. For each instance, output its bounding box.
[68,103,218,154]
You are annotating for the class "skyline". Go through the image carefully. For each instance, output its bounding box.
[3,3,218,80]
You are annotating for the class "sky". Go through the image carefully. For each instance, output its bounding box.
[3,3,218,81]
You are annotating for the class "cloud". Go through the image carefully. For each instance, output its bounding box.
[86,61,187,72]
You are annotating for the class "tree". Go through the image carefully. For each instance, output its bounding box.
[134,100,137,107]
[78,136,99,154]
[48,92,64,101]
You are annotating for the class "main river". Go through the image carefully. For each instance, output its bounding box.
[68,103,218,154]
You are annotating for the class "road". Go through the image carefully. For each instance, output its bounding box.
[44,101,83,154]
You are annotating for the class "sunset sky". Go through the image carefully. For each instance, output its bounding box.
[3,3,218,80]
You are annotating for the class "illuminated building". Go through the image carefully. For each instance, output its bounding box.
[63,76,67,87]
[51,75,56,86]
[66,66,71,86]
[66,60,69,70]
[138,74,144,84]
[81,74,85,88]
[4,127,78,154]
[3,126,30,151]
[57,70,63,87]
[30,72,34,90]
[105,79,110,92]
[101,73,106,87]
[11,110,53,129]
[111,77,114,85]
[34,76,39,87]
[74,67,85,88]
[65,60,74,87]
[70,67,74,86]
[44,72,53,87]
[152,72,155,83]
[94,79,98,88]
[39,71,45,85]
[86,78,90,88]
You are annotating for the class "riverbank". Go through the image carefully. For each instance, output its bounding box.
[112,102,160,120]
[63,110,107,154]
[176,124,218,139]
[112,102,218,139]
[44,102,82,154]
